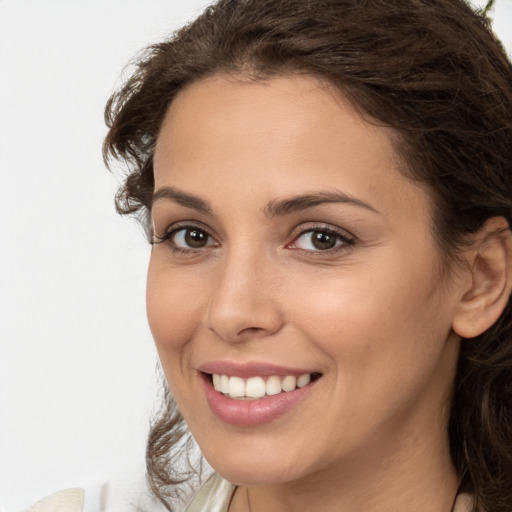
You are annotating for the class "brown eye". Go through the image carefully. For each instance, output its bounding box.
[310,231,337,250]
[172,227,214,249]
[291,227,354,252]
[184,229,208,248]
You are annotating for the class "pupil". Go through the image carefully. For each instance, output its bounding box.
[312,231,336,250]
[185,229,207,248]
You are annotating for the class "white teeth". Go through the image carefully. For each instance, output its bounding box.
[211,373,315,399]
[297,373,311,388]
[246,377,266,398]
[281,375,297,392]
[228,376,245,397]
[220,375,230,394]
[265,375,282,396]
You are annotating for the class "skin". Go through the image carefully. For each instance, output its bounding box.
[147,74,471,512]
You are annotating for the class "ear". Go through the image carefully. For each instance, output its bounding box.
[452,217,512,339]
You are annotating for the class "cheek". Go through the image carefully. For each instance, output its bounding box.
[145,259,211,396]
[284,258,457,446]
[147,259,205,347]
[146,261,211,420]
[286,255,452,376]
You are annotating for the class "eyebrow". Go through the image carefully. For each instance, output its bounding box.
[263,191,380,217]
[151,186,379,217]
[152,186,213,215]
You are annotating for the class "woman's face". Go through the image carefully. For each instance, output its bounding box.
[148,74,463,486]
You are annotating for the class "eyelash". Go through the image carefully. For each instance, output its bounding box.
[152,223,356,256]
[152,223,217,256]
[288,224,356,254]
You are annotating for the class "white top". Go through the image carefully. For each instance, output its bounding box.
[21,489,84,512]
[184,473,235,512]
[20,473,474,512]
[18,476,168,512]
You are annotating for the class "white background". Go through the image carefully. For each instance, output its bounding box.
[0,0,510,510]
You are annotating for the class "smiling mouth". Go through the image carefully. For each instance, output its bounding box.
[207,372,322,400]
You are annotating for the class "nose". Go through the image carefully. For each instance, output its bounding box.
[204,251,284,343]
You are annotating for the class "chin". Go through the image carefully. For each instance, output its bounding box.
[204,450,306,486]
[215,466,299,487]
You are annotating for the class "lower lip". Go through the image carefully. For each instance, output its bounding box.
[201,374,317,426]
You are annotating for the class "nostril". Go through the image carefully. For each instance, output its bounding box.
[237,326,265,336]
[204,277,284,343]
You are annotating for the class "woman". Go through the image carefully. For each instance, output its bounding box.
[102,0,512,511]
[31,0,512,510]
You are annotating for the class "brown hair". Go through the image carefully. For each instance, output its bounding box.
[103,1,512,510]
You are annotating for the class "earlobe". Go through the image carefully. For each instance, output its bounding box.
[452,217,512,339]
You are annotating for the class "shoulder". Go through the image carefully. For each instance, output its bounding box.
[22,489,84,512]
[453,493,474,512]
[185,473,236,512]
[21,476,168,512]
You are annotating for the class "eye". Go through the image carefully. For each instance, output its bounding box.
[172,227,214,249]
[153,225,217,251]
[290,227,354,252]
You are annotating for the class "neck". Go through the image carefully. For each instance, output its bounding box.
[230,427,459,512]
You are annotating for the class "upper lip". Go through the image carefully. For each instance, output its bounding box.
[198,360,318,378]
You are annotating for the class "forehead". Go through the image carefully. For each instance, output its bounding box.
[153,73,430,224]
[156,73,394,157]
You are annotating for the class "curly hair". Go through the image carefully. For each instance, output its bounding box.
[103,1,512,510]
